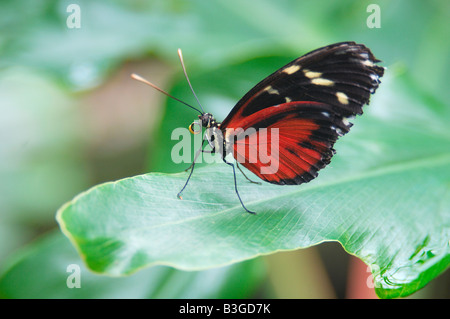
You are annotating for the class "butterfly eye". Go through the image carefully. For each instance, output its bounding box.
[188,122,201,134]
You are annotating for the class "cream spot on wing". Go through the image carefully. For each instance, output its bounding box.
[311,78,334,86]
[359,52,370,59]
[285,97,292,103]
[264,85,279,95]
[303,69,322,78]
[282,64,301,74]
[370,73,379,81]
[362,59,374,67]
[336,92,349,105]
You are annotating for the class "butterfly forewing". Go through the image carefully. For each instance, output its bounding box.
[221,41,384,129]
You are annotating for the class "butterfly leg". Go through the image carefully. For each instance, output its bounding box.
[177,162,196,200]
[223,158,256,215]
[183,162,194,172]
[183,144,204,172]
[177,139,208,199]
[236,162,262,185]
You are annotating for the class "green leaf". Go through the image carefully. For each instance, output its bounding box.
[57,70,450,299]
[0,231,265,299]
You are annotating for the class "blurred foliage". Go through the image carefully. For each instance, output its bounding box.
[0,0,449,299]
[0,231,265,298]
[2,0,449,98]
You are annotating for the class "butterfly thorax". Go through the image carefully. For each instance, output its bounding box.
[200,114,227,157]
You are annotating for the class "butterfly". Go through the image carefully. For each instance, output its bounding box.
[132,42,384,214]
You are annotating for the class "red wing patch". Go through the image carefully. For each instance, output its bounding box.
[224,102,351,185]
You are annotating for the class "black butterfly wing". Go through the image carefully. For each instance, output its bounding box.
[219,42,384,185]
[220,41,384,129]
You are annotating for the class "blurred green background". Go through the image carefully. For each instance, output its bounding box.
[0,0,449,298]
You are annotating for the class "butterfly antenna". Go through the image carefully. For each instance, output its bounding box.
[177,48,205,114]
[131,73,203,115]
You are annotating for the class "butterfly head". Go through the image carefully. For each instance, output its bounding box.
[200,113,217,128]
[188,113,218,135]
